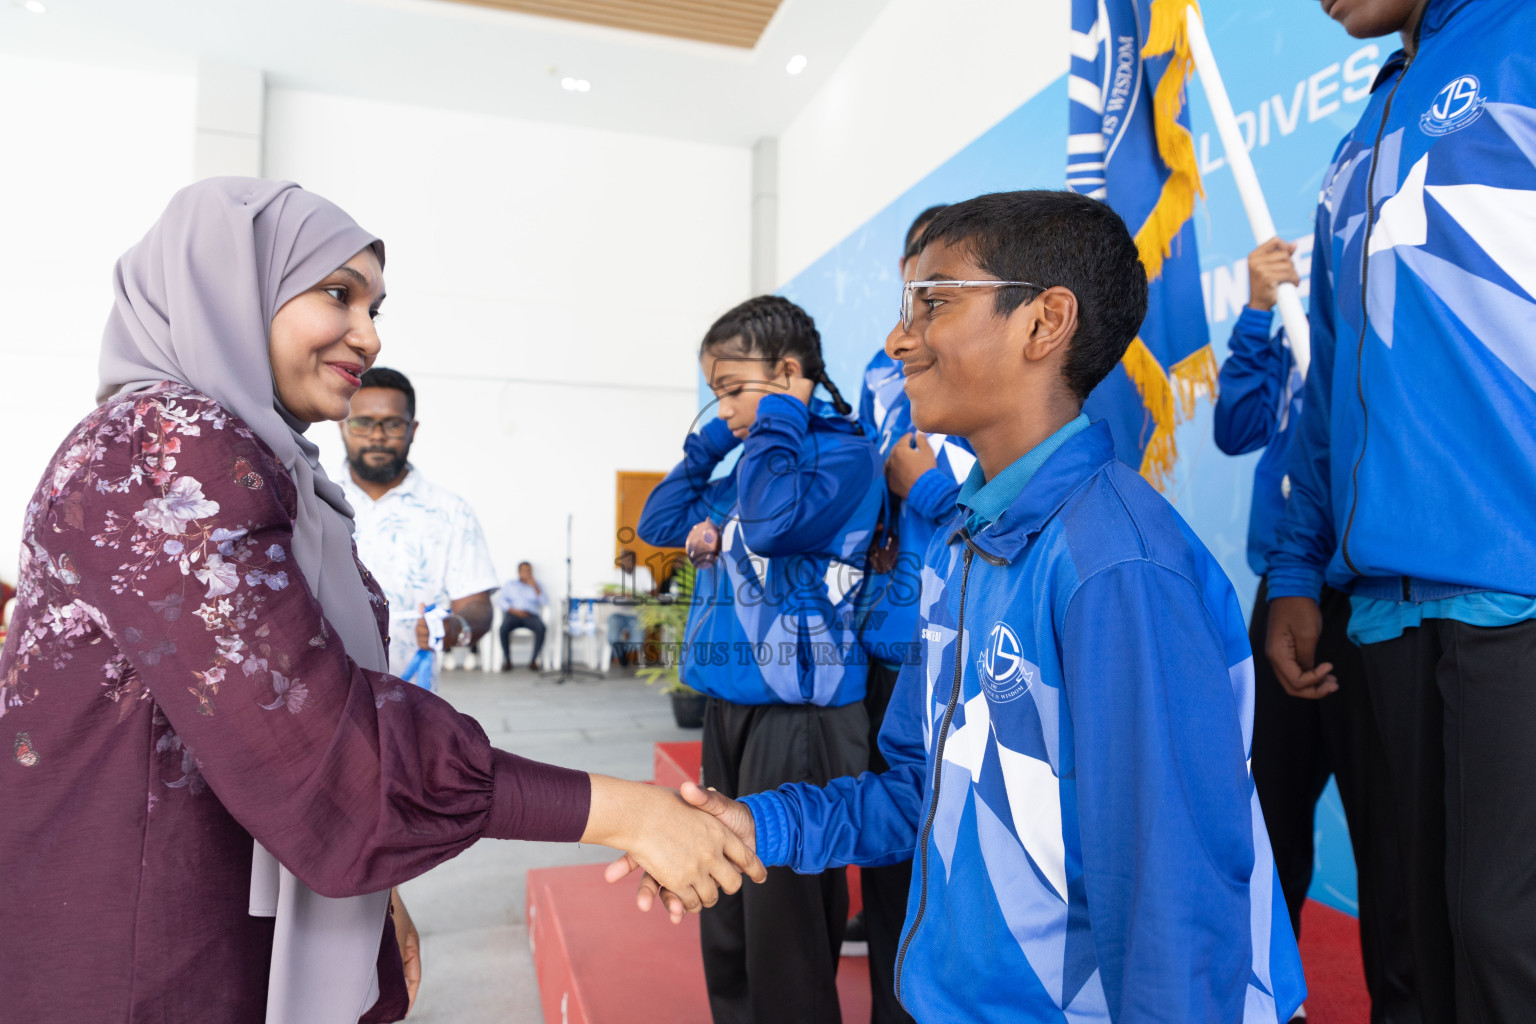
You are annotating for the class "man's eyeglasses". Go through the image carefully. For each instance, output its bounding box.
[900,279,1045,332]
[345,416,412,438]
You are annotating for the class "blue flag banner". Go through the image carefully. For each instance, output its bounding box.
[1068,0,1212,489]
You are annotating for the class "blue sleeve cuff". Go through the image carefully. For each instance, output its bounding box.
[699,416,743,459]
[751,393,811,438]
[738,791,791,867]
[906,467,960,524]
[1232,305,1276,344]
[1265,565,1326,602]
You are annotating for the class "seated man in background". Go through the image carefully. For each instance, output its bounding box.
[341,366,498,686]
[495,561,548,671]
[607,548,655,667]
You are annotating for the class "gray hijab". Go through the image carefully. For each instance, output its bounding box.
[99,177,392,1024]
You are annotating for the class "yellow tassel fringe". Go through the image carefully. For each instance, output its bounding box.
[1116,0,1215,491]
[1136,0,1205,282]
[1122,338,1220,490]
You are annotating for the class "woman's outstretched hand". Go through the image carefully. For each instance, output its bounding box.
[604,781,760,923]
[585,776,765,922]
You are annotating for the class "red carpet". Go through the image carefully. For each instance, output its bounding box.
[527,861,870,1024]
[652,741,701,792]
[1296,899,1372,1022]
[528,742,1370,1023]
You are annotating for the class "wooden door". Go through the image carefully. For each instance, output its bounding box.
[614,471,683,588]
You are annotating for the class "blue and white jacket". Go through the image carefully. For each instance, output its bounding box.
[742,421,1305,1023]
[857,348,977,667]
[1268,0,1536,604]
[1213,308,1304,578]
[637,395,882,707]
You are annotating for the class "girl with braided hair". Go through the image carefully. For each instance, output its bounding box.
[637,294,882,1023]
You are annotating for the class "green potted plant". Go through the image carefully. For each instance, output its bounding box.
[636,562,707,729]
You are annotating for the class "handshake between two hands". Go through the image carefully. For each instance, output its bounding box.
[590,523,755,918]
[590,778,766,924]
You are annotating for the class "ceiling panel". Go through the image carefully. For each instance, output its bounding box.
[439,0,783,49]
[0,0,893,147]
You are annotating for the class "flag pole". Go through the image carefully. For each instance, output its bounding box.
[1184,6,1311,380]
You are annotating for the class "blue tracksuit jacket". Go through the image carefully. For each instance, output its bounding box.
[637,395,882,706]
[1213,308,1304,577]
[742,421,1305,1022]
[1267,0,1536,604]
[856,348,976,666]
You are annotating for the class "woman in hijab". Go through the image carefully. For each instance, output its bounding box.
[0,178,762,1023]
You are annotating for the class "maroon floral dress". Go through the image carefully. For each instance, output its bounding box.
[0,383,589,1023]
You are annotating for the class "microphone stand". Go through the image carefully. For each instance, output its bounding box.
[541,513,604,684]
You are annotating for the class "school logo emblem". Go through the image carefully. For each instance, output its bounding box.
[976,622,1036,702]
[1421,76,1485,136]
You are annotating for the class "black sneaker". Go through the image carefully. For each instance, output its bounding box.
[844,909,867,943]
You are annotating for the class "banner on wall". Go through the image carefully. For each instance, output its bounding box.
[1068,0,1213,490]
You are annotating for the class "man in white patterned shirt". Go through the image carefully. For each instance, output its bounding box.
[339,367,498,680]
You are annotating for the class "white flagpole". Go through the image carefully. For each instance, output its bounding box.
[1184,6,1311,380]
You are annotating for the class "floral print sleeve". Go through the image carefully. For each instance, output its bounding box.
[15,384,589,896]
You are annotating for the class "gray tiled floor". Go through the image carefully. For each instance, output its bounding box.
[397,665,698,1024]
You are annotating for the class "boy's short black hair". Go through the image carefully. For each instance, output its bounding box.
[917,190,1148,402]
[903,204,950,262]
[358,366,415,419]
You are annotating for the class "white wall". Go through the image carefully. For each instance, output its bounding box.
[264,88,751,598]
[0,62,750,609]
[776,0,1068,284]
[0,55,196,583]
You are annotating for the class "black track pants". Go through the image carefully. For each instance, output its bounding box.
[1251,581,1416,1022]
[1363,616,1536,1024]
[699,697,869,1024]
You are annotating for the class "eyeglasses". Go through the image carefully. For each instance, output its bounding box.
[345,416,412,438]
[900,279,1044,332]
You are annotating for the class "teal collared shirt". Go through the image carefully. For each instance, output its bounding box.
[1349,592,1536,646]
[957,414,1091,535]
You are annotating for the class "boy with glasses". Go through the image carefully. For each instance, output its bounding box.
[621,191,1305,1022]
